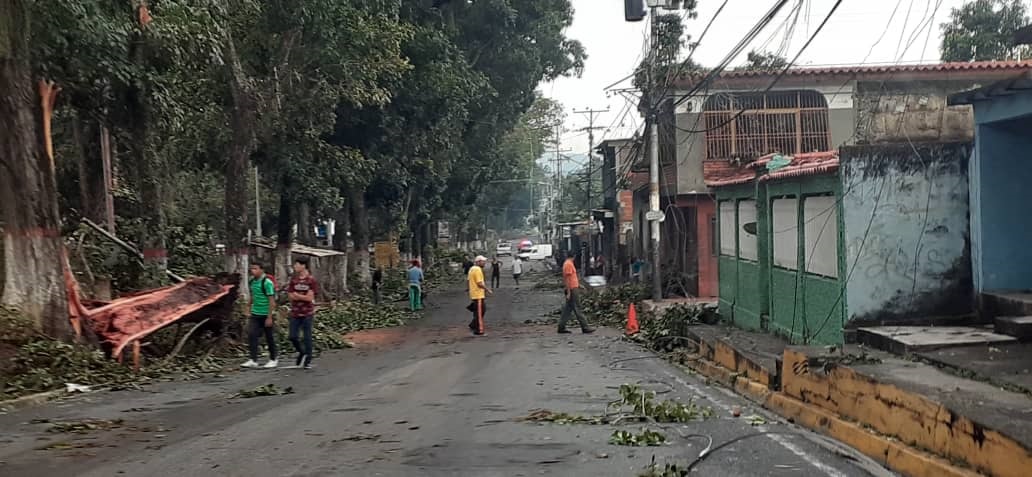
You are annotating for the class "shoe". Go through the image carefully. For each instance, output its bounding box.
[557,328,572,334]
[241,360,260,368]
[581,328,596,334]
[302,354,312,369]
[263,359,279,368]
[303,363,313,370]
[295,353,306,367]
[473,332,485,336]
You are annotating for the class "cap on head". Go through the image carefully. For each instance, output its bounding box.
[475,255,487,263]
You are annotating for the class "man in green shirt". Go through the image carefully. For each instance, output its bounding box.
[242,262,278,368]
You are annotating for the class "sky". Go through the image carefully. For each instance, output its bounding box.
[539,0,979,158]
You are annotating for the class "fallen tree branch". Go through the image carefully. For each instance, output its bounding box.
[81,217,184,282]
[164,318,211,362]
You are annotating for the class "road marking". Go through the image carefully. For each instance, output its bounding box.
[659,368,850,477]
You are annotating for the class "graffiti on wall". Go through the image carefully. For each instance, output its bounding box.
[840,143,973,325]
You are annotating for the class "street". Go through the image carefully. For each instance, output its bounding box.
[0,263,883,477]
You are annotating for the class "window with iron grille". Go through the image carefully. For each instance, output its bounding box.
[702,90,830,160]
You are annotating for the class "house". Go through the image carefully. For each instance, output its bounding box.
[597,138,645,280]
[707,142,972,345]
[639,60,1032,344]
[949,70,1032,320]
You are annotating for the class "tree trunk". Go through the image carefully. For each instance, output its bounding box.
[297,202,313,245]
[0,1,74,340]
[224,78,256,299]
[333,204,349,252]
[73,116,106,224]
[348,186,371,284]
[275,191,293,284]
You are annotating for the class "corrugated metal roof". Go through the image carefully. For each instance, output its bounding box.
[947,71,1032,105]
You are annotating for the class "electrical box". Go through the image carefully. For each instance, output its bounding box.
[625,0,646,21]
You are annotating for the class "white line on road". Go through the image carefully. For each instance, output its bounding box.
[659,368,851,477]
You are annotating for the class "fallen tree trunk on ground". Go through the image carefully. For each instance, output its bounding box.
[73,274,238,360]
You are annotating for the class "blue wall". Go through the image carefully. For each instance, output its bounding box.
[840,144,973,325]
[971,114,1032,292]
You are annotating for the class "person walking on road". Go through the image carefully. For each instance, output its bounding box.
[408,259,425,311]
[242,262,278,369]
[462,256,474,276]
[490,256,502,288]
[559,250,595,334]
[372,267,383,305]
[512,256,523,288]
[467,255,492,336]
[287,257,318,369]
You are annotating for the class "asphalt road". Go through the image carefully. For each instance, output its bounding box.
[0,261,886,477]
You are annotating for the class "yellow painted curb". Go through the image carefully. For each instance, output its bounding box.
[766,393,983,477]
[678,351,984,477]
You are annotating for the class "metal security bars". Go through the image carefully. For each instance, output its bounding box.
[703,90,830,160]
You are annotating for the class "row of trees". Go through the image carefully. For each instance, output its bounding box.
[0,0,583,340]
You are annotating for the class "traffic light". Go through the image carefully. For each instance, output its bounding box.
[625,0,646,22]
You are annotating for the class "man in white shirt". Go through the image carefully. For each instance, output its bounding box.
[512,256,524,288]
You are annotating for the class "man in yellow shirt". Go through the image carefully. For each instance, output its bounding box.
[559,250,595,334]
[467,255,492,335]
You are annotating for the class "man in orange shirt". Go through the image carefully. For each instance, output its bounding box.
[559,250,594,334]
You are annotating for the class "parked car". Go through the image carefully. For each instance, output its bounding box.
[517,244,553,261]
[496,242,513,256]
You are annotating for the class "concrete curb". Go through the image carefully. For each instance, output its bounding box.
[0,389,66,412]
[671,341,992,477]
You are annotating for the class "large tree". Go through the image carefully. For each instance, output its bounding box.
[0,0,74,339]
[941,0,1030,62]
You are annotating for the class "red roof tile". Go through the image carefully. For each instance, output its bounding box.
[704,151,839,187]
[680,60,1032,82]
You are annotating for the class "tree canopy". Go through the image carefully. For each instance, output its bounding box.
[941,0,1030,62]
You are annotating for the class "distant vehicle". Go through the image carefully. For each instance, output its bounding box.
[585,275,607,288]
[496,242,513,256]
[517,244,552,261]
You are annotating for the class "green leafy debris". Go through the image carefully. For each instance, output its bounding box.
[46,418,124,434]
[609,428,667,447]
[232,384,294,399]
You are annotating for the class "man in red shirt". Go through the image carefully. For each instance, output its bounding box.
[287,257,318,369]
[558,250,595,334]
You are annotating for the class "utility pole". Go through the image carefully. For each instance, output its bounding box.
[646,2,664,300]
[552,123,572,243]
[573,107,609,267]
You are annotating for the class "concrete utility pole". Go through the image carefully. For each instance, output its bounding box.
[573,107,609,266]
[254,166,262,237]
[552,123,572,242]
[647,2,663,300]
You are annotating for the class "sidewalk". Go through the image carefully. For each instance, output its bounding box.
[666,322,1032,477]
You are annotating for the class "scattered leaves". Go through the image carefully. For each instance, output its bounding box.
[46,419,124,434]
[639,456,690,477]
[609,428,667,447]
[514,409,603,425]
[609,384,713,423]
[232,384,294,398]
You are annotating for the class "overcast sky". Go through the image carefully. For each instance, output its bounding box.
[540,0,979,156]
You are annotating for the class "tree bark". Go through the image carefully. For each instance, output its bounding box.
[72,116,106,224]
[224,32,257,298]
[297,202,313,246]
[275,191,293,284]
[348,186,371,283]
[333,204,349,252]
[0,1,74,340]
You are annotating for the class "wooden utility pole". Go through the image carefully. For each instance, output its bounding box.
[573,107,609,268]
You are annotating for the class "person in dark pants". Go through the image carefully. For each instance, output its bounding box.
[242,262,278,368]
[287,257,318,369]
[490,256,501,288]
[371,268,383,304]
[512,256,523,287]
[462,256,474,276]
[558,250,595,334]
[467,255,492,335]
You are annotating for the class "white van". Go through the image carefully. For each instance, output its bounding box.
[517,244,553,261]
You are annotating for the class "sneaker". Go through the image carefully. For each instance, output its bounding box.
[302,355,313,370]
[581,328,596,334]
[241,360,260,368]
[557,328,572,334]
[473,332,485,336]
[295,353,306,367]
[263,359,279,369]
[303,363,313,370]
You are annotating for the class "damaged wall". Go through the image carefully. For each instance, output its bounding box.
[840,142,973,326]
[855,81,977,144]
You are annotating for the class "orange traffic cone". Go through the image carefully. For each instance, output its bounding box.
[625,303,640,335]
